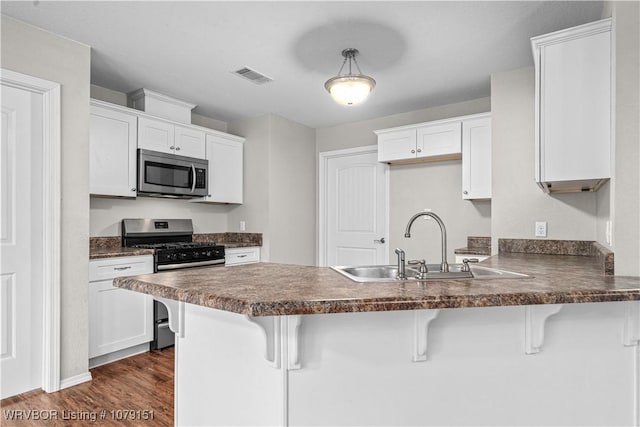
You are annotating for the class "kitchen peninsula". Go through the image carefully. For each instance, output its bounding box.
[115,245,640,426]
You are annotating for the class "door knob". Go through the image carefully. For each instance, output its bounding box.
[374,237,386,244]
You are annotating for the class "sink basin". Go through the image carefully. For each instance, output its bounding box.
[331,263,528,283]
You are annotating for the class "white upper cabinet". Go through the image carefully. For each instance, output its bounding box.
[138,117,206,159]
[531,18,611,193]
[174,125,206,158]
[376,118,462,164]
[137,116,174,153]
[416,122,462,158]
[89,101,138,197]
[462,115,491,200]
[196,133,244,204]
[377,129,417,162]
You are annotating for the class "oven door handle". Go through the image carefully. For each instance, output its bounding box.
[190,164,196,193]
[157,258,225,271]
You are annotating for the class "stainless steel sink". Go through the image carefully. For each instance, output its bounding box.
[331,264,528,283]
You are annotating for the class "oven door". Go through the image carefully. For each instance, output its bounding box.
[138,149,208,198]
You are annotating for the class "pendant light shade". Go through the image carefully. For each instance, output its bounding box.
[324,48,376,106]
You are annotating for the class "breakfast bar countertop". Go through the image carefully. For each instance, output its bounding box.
[113,253,640,317]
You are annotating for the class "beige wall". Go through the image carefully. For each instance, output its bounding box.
[2,16,91,381]
[490,67,598,253]
[90,198,231,236]
[88,84,231,236]
[90,84,227,132]
[316,98,492,263]
[610,1,640,276]
[227,114,316,265]
[226,115,272,257]
[268,115,316,265]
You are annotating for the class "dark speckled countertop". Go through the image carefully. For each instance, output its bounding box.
[113,253,640,317]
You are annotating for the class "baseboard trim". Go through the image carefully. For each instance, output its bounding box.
[59,372,92,390]
[89,343,150,369]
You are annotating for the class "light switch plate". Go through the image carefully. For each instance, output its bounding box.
[535,221,547,238]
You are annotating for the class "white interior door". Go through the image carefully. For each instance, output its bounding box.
[1,84,43,398]
[322,148,388,266]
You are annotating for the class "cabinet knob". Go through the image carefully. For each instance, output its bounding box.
[131,188,136,192]
[175,147,181,151]
[463,190,469,195]
[417,148,422,153]
[411,149,416,154]
[169,146,175,150]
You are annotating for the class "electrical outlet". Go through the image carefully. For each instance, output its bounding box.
[240,221,246,231]
[535,221,547,238]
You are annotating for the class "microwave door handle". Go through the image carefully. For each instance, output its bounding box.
[190,164,196,193]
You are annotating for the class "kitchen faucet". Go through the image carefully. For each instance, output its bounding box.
[404,211,449,273]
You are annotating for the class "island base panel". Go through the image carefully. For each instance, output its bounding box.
[176,302,637,426]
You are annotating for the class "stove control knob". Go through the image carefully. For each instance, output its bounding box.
[169,253,178,261]
[205,251,212,258]
[192,251,200,259]
[179,253,189,260]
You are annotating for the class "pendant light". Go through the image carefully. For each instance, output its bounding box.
[324,48,376,106]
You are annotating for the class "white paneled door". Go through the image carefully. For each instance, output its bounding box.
[322,148,388,266]
[1,84,43,398]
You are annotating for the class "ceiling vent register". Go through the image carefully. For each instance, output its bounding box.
[232,67,273,85]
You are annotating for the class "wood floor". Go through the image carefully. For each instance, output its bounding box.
[1,347,174,426]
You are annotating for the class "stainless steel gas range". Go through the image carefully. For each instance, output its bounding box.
[122,218,225,349]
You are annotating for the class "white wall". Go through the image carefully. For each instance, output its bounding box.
[490,67,598,253]
[2,16,91,381]
[227,114,316,265]
[316,98,492,263]
[88,84,232,236]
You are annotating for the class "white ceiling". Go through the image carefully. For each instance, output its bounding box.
[2,1,603,128]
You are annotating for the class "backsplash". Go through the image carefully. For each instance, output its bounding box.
[90,233,263,250]
[498,238,614,275]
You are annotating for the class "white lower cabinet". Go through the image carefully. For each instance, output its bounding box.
[89,256,154,360]
[225,247,260,266]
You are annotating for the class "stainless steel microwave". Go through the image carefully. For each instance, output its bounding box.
[137,149,208,198]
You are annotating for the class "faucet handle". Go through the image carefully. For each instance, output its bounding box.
[408,259,428,279]
[461,258,479,272]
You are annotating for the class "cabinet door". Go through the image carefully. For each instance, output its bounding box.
[88,280,153,358]
[138,116,174,154]
[377,129,417,162]
[462,117,491,199]
[89,256,154,359]
[175,125,206,159]
[204,134,243,203]
[540,30,610,182]
[416,122,462,158]
[89,105,137,197]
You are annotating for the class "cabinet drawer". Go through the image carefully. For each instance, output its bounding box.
[89,256,154,282]
[226,247,260,266]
